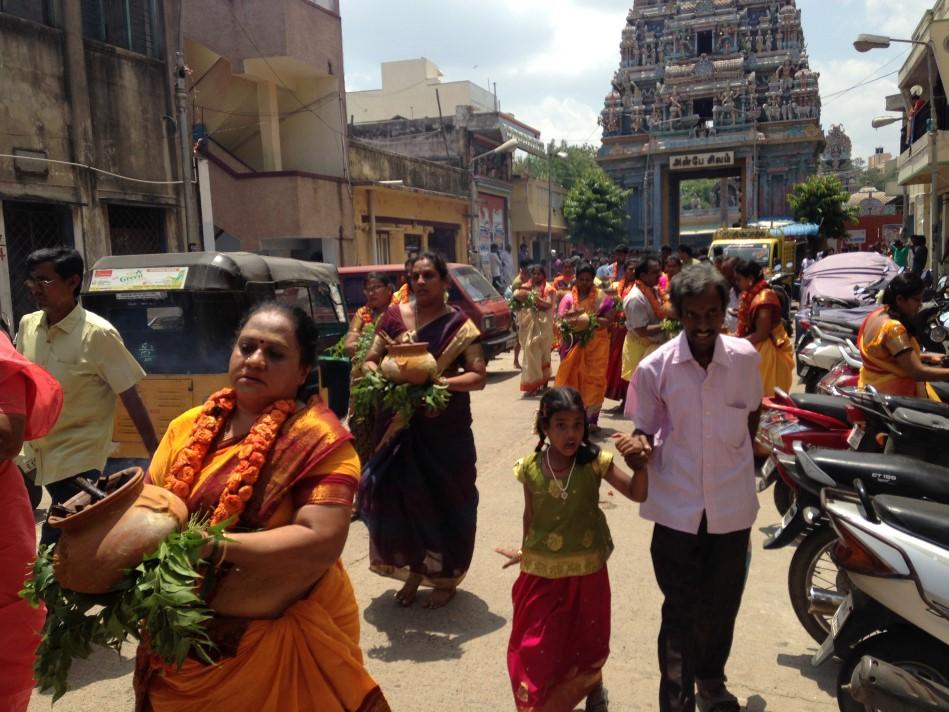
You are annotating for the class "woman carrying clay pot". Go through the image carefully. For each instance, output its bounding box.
[0,332,62,712]
[139,301,389,711]
[359,252,487,609]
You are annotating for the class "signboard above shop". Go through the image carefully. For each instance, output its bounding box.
[499,120,546,158]
[89,267,189,292]
[670,151,735,170]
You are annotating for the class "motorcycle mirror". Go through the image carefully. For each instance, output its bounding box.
[930,324,948,344]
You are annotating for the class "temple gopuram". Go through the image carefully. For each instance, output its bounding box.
[597,0,824,248]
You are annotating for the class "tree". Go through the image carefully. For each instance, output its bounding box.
[563,168,630,249]
[787,174,858,242]
[513,141,599,191]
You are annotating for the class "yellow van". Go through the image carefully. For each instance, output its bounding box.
[708,225,812,276]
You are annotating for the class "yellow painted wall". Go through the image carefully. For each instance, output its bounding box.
[353,187,470,265]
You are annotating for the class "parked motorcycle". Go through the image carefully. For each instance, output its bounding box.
[765,441,949,644]
[756,388,852,515]
[814,484,949,711]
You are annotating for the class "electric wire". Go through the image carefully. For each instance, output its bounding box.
[0,153,183,185]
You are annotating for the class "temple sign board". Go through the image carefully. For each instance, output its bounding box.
[670,152,735,170]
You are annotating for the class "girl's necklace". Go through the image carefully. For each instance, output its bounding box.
[545,447,577,501]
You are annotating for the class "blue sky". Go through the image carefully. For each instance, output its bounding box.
[340,0,936,164]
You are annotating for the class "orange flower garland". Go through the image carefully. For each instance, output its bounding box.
[355,305,375,326]
[162,388,296,527]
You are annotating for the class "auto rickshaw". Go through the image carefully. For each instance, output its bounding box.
[81,252,349,472]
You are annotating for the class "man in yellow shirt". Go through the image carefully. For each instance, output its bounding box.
[17,248,158,545]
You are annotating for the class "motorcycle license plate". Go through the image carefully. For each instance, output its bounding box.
[781,500,798,529]
[847,426,865,449]
[812,595,853,667]
[799,365,810,377]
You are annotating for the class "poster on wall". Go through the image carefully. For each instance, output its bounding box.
[477,194,506,276]
[882,224,902,243]
[847,229,867,245]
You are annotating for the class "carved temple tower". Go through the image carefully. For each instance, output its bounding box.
[597,0,824,248]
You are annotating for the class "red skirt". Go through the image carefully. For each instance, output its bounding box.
[507,566,611,712]
[604,325,628,402]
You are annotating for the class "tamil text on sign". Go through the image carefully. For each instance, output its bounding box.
[669,151,735,170]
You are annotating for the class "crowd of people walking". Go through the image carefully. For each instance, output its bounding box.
[2,243,800,712]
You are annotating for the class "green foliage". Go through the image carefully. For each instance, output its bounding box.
[787,175,858,240]
[513,141,599,191]
[20,518,228,702]
[679,178,719,209]
[558,315,598,348]
[350,368,451,425]
[507,290,537,313]
[563,169,631,249]
[660,318,682,335]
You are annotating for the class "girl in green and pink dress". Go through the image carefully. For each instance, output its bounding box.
[498,386,648,712]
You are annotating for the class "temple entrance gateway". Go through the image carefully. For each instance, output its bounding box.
[598,0,824,250]
[672,162,745,248]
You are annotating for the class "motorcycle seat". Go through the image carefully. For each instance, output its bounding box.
[892,407,949,433]
[814,315,861,332]
[872,495,949,550]
[806,448,949,503]
[788,394,851,425]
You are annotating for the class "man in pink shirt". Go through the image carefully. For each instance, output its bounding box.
[619,263,762,712]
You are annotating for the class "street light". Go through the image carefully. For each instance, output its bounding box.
[853,34,892,52]
[871,115,902,129]
[855,32,942,277]
[547,149,569,276]
[469,138,520,274]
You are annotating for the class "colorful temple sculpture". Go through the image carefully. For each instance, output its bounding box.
[597,0,824,248]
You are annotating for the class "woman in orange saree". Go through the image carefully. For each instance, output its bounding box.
[554,264,615,430]
[0,333,62,712]
[735,259,793,397]
[137,302,389,712]
[857,272,949,398]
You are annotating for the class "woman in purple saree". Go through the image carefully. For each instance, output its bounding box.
[359,253,486,609]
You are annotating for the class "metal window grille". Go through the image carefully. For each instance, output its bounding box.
[3,201,73,324]
[0,0,52,24]
[81,0,158,57]
[375,232,391,263]
[108,204,166,256]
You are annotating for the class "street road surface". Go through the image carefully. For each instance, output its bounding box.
[30,351,838,711]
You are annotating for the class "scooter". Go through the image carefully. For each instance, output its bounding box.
[765,441,949,644]
[814,484,949,711]
[815,340,861,396]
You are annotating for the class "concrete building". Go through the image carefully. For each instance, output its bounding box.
[868,146,892,172]
[349,139,471,265]
[511,177,567,265]
[0,1,189,327]
[349,106,546,275]
[347,58,496,124]
[890,0,949,274]
[598,0,823,249]
[184,0,353,264]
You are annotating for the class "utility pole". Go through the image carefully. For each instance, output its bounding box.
[175,25,198,250]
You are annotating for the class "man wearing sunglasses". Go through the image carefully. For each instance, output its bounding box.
[16,247,157,546]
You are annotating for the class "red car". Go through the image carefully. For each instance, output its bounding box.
[338,263,516,360]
